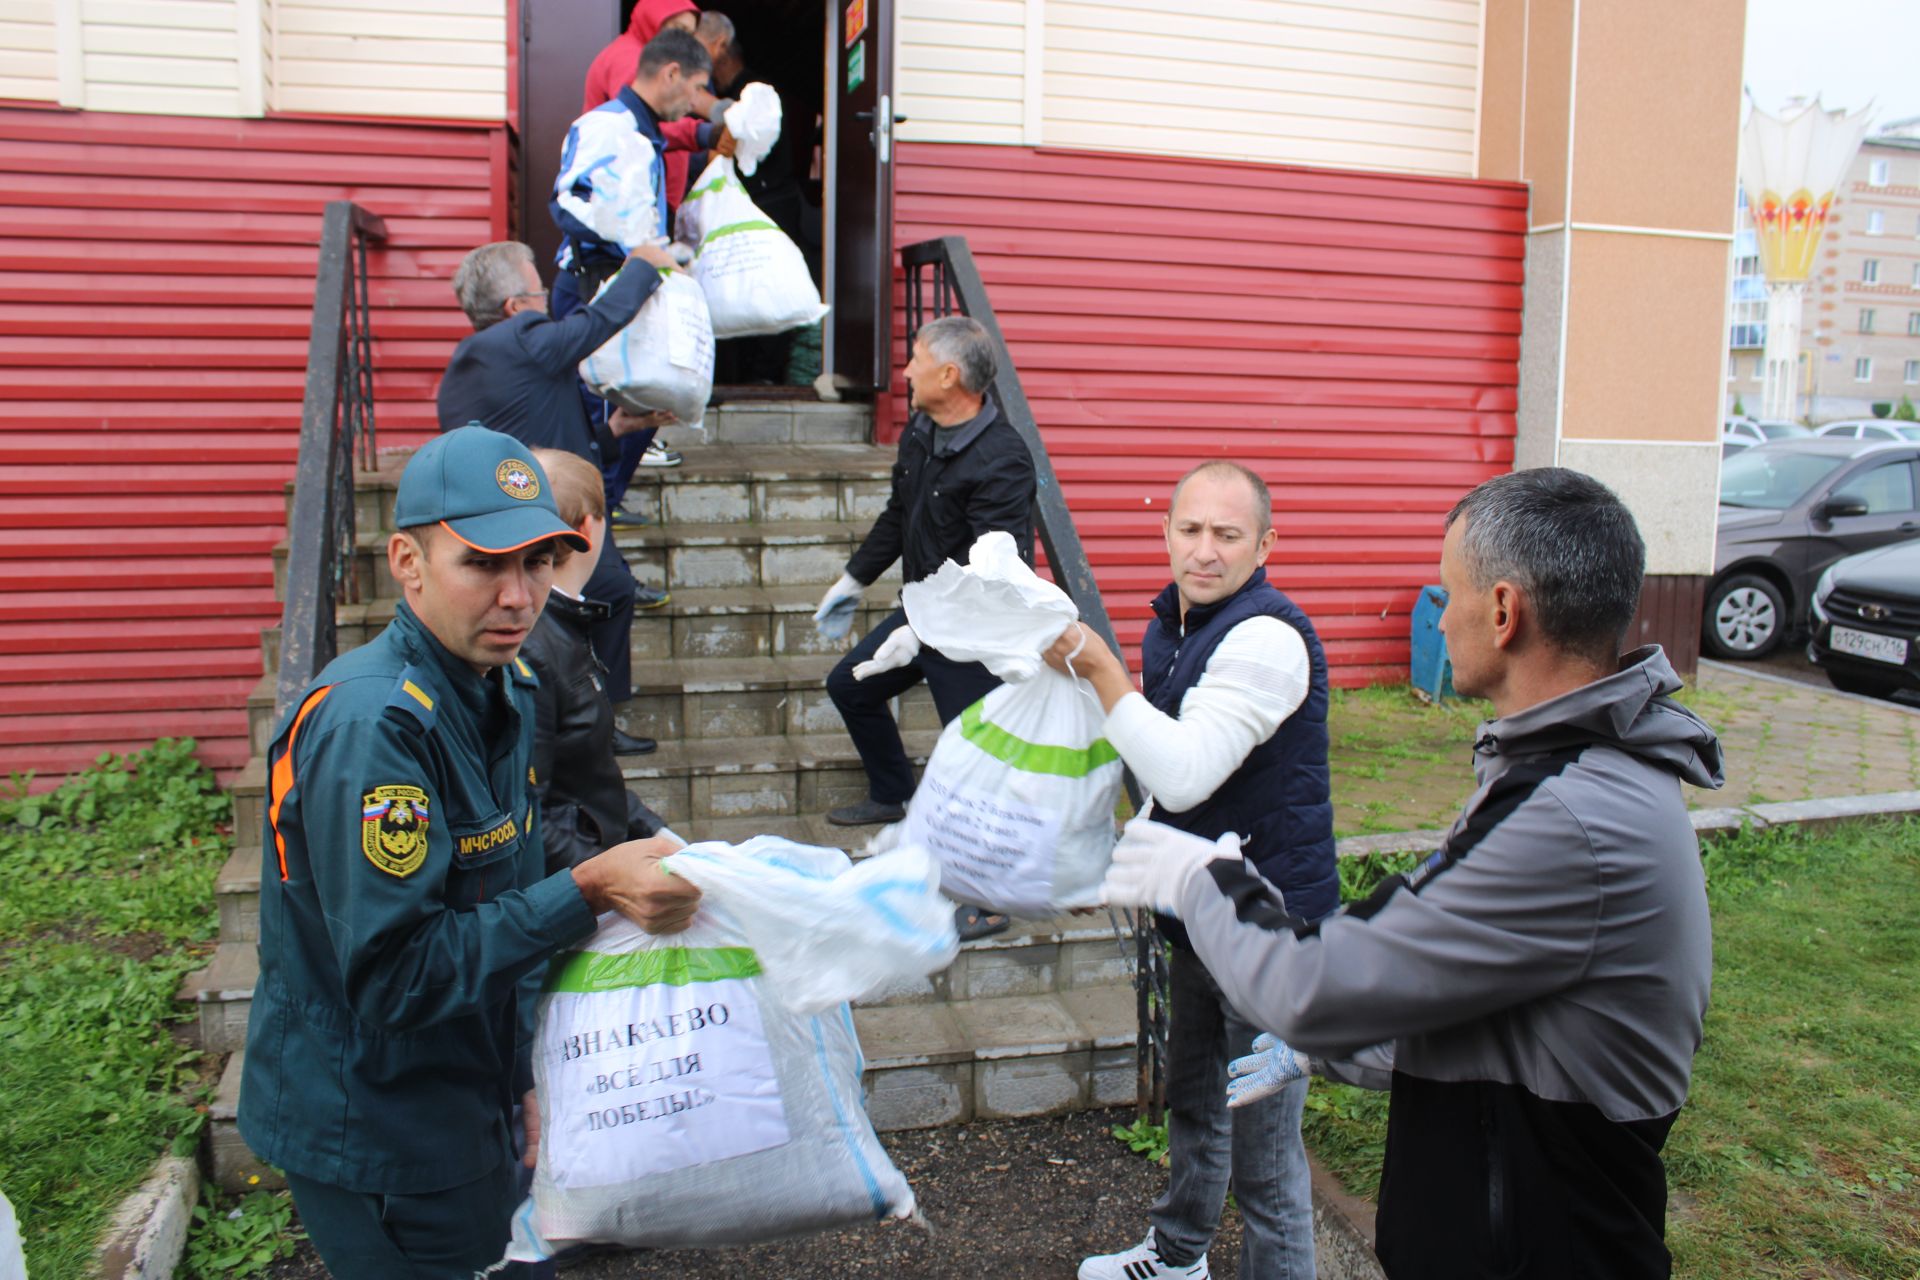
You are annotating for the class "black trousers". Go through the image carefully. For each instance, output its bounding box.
[584,536,636,704]
[825,607,1000,805]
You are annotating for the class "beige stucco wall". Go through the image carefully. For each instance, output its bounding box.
[1483,0,1744,578]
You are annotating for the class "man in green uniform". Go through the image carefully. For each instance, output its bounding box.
[239,426,700,1277]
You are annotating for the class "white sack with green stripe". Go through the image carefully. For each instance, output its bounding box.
[578,269,714,426]
[899,531,1125,916]
[503,836,952,1259]
[676,155,828,337]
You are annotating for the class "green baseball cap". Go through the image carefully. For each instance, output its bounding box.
[394,425,589,554]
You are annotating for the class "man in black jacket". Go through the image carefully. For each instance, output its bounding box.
[521,448,671,871]
[814,316,1036,828]
[438,239,674,748]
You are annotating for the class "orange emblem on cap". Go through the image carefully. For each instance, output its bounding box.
[496,459,540,500]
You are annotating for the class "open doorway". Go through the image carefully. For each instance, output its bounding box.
[517,0,893,400]
[680,0,825,396]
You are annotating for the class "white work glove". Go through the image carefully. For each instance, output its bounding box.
[1226,1032,1312,1109]
[812,572,864,642]
[852,625,922,681]
[1100,815,1243,913]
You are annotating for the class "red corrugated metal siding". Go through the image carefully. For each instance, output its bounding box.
[891,143,1526,685]
[0,107,503,786]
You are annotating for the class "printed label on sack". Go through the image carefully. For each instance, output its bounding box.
[906,773,1059,904]
[667,289,715,373]
[541,975,789,1190]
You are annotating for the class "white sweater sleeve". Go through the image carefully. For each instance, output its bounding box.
[1103,616,1311,812]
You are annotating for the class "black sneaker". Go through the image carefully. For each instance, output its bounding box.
[609,508,651,527]
[825,798,907,826]
[636,586,670,610]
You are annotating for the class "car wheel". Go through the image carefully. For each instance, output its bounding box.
[1704,574,1786,659]
[1825,668,1901,699]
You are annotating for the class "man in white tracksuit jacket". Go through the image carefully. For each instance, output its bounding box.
[1102,467,1725,1279]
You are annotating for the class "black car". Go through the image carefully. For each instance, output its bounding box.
[1808,540,1920,698]
[1706,439,1920,658]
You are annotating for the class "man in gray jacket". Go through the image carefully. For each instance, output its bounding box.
[1101,468,1724,1279]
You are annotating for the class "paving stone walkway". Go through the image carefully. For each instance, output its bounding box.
[1326,662,1920,838]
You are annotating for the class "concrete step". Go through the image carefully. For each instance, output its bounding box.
[617,444,893,527]
[294,430,884,537]
[180,910,1137,1089]
[856,986,1138,1129]
[620,728,941,827]
[209,981,1133,1187]
[253,594,913,756]
[176,941,258,1055]
[263,581,900,677]
[230,756,266,846]
[273,516,902,605]
[657,400,873,448]
[629,584,898,664]
[208,1052,281,1192]
[614,518,902,592]
[620,653,935,744]
[216,844,262,942]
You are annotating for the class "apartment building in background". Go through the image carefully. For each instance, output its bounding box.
[1730,122,1920,421]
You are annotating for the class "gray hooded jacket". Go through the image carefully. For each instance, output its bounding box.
[1170,646,1724,1278]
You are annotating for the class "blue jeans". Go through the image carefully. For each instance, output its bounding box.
[1150,947,1315,1277]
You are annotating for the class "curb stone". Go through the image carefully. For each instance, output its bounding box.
[1698,656,1920,716]
[95,1156,197,1280]
[1330,790,1920,861]
[1309,1152,1384,1280]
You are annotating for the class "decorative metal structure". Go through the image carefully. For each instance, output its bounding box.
[1740,99,1873,420]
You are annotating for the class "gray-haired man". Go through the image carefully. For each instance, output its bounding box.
[437,239,678,749]
[816,318,1037,860]
[1103,468,1726,1279]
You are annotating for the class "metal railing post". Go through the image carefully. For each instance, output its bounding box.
[275,201,388,722]
[899,236,1168,1118]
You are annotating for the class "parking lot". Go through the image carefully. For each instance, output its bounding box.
[1729,645,1920,710]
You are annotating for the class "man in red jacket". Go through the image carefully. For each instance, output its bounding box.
[583,0,708,219]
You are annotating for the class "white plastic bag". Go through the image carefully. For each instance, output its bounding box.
[898,533,1125,916]
[578,270,714,426]
[503,837,954,1260]
[0,1187,22,1280]
[677,156,828,338]
[723,82,782,177]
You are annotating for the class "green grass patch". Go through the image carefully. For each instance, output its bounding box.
[1304,818,1920,1277]
[0,741,229,1276]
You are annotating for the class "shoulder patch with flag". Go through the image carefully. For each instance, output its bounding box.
[362,785,431,877]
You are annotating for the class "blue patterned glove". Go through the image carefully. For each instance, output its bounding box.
[1226,1032,1311,1109]
[813,573,864,642]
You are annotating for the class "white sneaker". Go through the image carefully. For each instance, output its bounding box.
[640,441,683,467]
[1078,1230,1209,1280]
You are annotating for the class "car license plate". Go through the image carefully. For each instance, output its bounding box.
[1830,625,1910,666]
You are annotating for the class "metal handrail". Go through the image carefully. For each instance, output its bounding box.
[275,201,388,721]
[900,236,1168,1119]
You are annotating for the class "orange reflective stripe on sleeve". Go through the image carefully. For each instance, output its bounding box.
[269,686,334,882]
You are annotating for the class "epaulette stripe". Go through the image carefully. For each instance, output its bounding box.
[402,680,434,712]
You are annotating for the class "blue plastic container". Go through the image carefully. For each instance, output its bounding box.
[1409,585,1456,703]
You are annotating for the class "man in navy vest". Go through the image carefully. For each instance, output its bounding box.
[1051,460,1337,1280]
